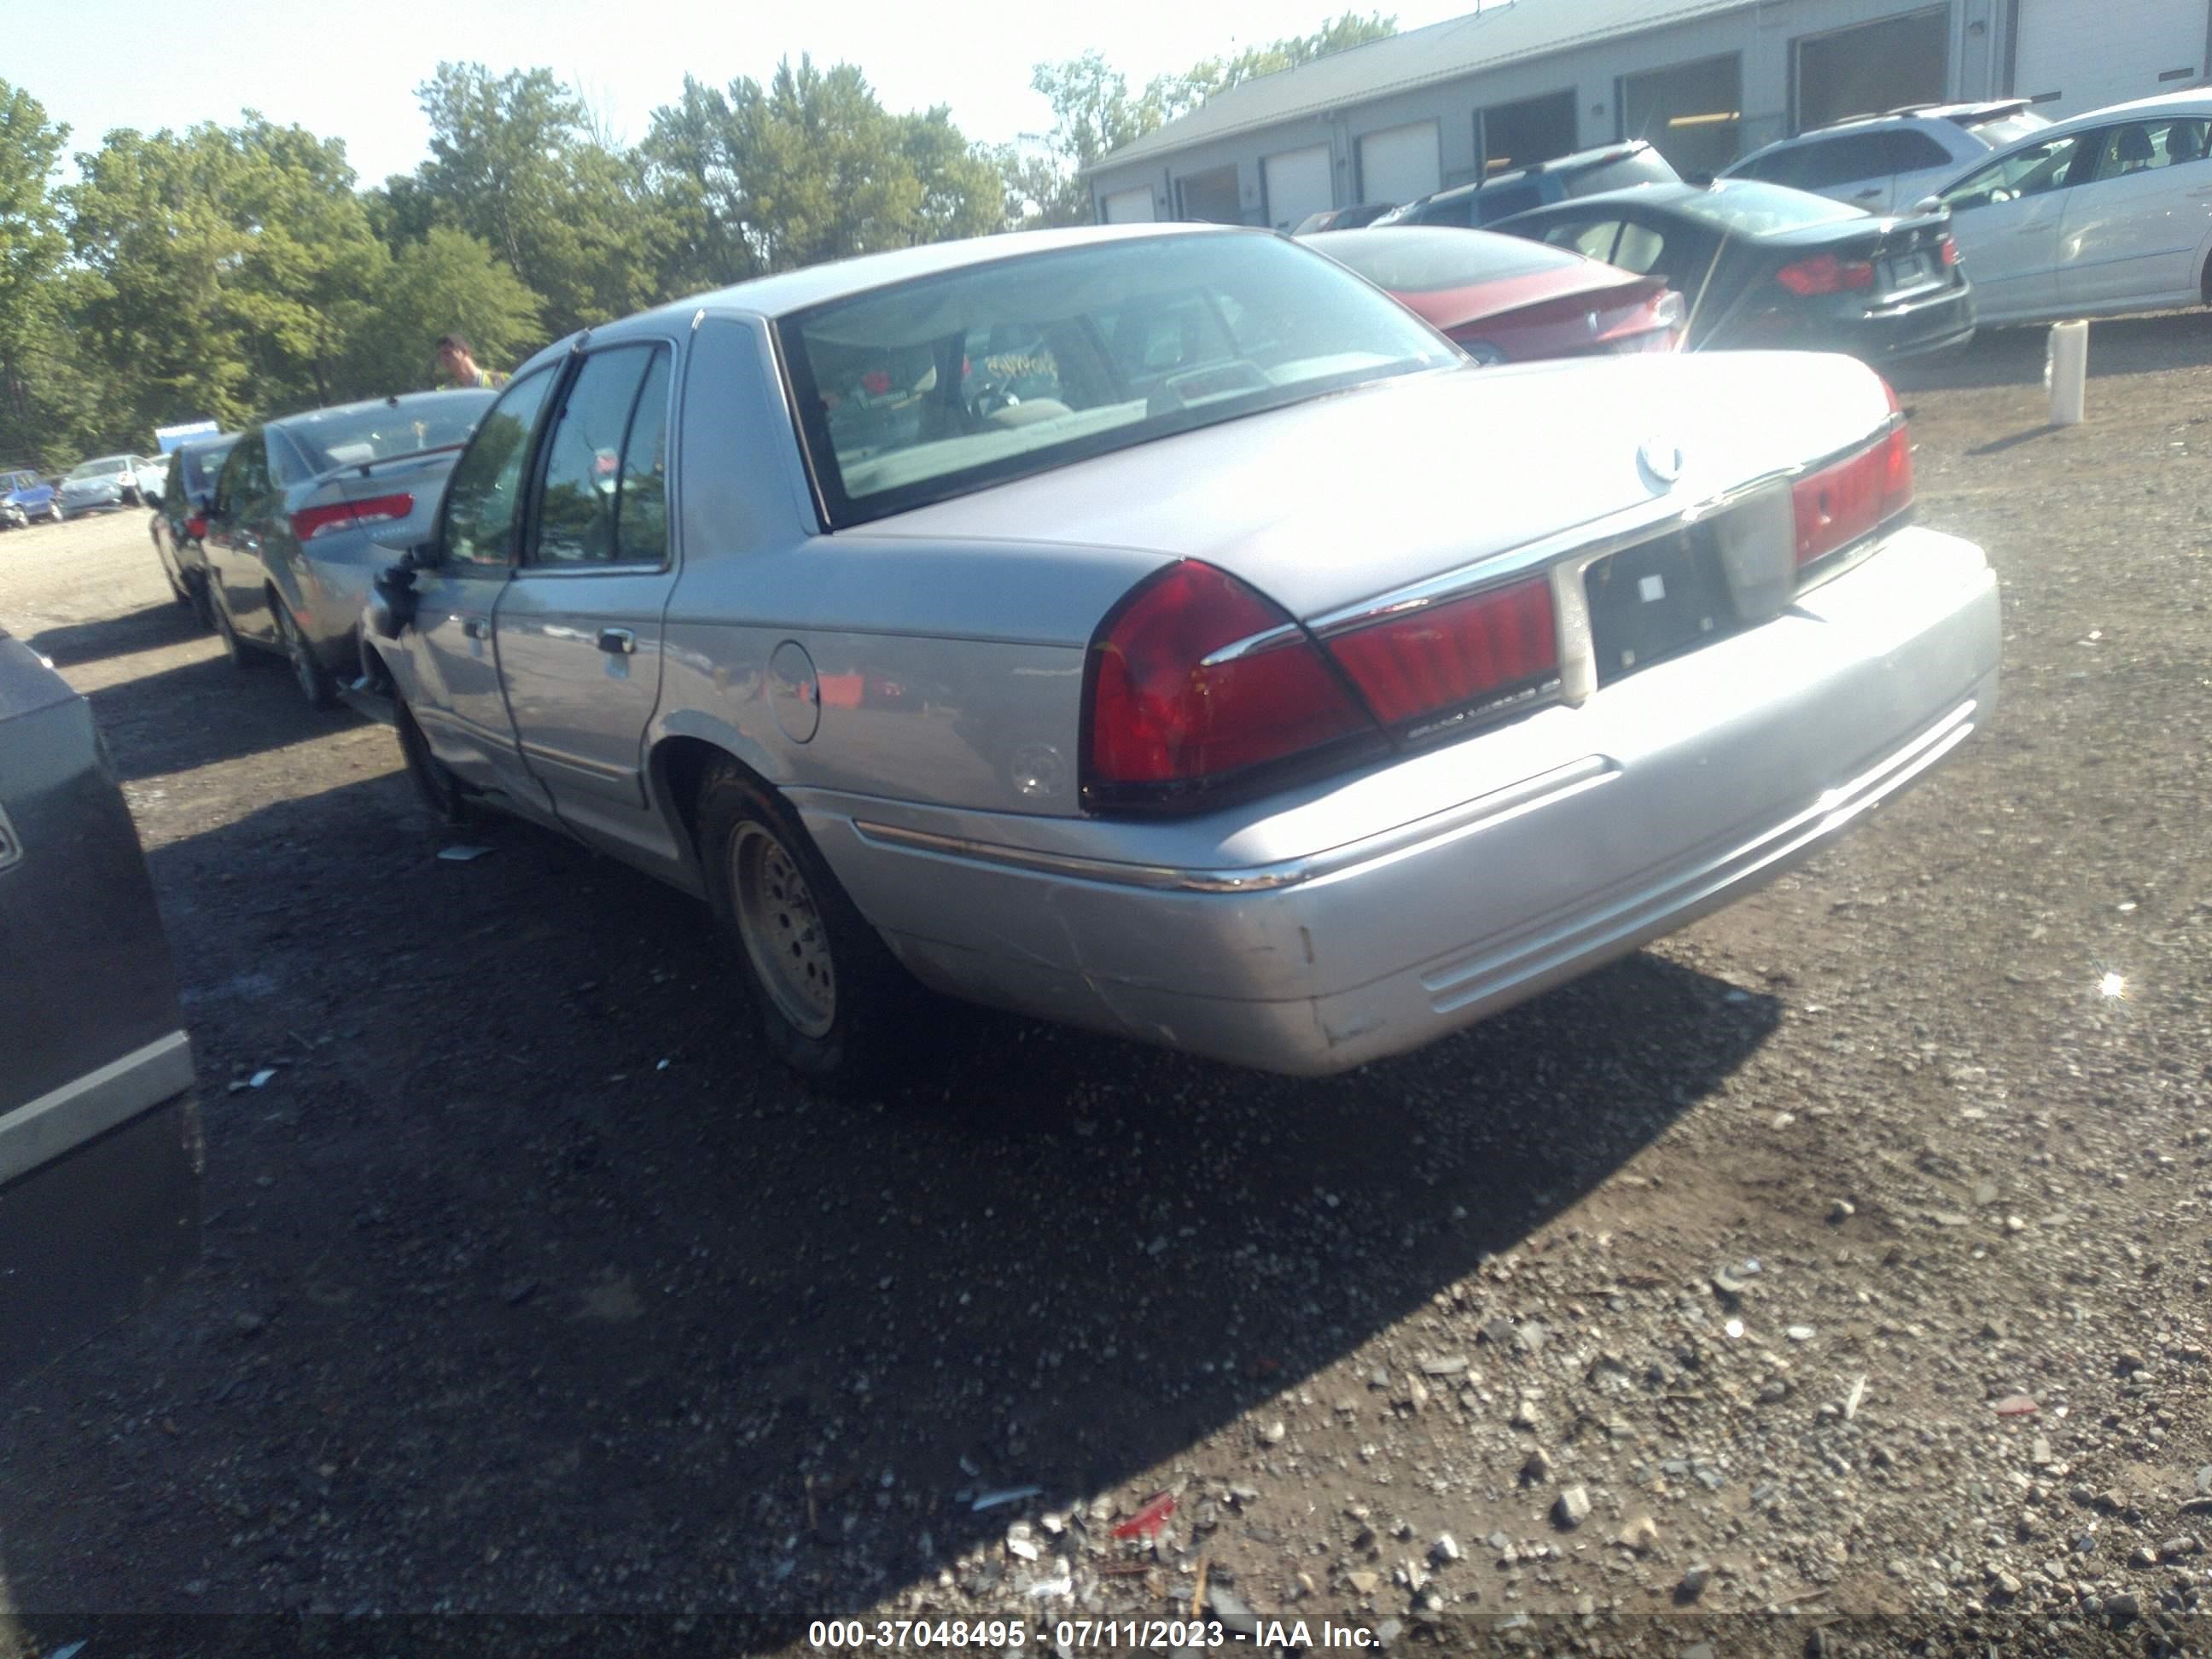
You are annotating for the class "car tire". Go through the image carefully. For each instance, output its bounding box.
[394,697,472,828]
[696,761,922,1084]
[275,602,339,709]
[209,588,255,670]
[44,504,61,525]
[187,577,214,632]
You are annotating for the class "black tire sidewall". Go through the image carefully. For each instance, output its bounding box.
[395,699,470,826]
[278,605,337,708]
[212,591,252,668]
[696,765,914,1083]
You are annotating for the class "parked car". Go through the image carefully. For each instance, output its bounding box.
[1724,100,2052,215]
[361,224,2000,1083]
[1377,141,1679,230]
[130,454,166,502]
[203,389,496,706]
[148,434,241,625]
[0,626,201,1384]
[1305,225,1684,363]
[1291,202,1399,234]
[58,454,151,516]
[1929,91,2212,325]
[2,466,62,527]
[1493,179,1975,359]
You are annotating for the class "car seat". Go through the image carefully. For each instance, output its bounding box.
[2167,122,2207,164]
[2115,125,2156,172]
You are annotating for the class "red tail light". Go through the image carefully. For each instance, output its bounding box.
[1793,405,1914,568]
[1938,234,1959,266]
[184,515,207,538]
[288,492,413,543]
[1775,253,1877,296]
[1326,578,1559,734]
[1083,562,1379,809]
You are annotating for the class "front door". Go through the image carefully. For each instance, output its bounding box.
[1939,131,2088,322]
[2058,115,2212,308]
[406,364,559,809]
[494,342,678,860]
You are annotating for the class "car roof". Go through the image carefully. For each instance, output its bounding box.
[1800,99,2036,134]
[1400,141,1661,210]
[2011,89,2212,143]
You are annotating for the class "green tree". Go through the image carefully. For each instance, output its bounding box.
[339,227,543,399]
[0,80,75,463]
[410,63,667,335]
[643,57,1004,283]
[1016,12,1398,228]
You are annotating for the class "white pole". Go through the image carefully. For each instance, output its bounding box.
[2046,320,2088,427]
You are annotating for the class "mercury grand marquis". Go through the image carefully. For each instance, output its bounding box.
[365,224,2000,1080]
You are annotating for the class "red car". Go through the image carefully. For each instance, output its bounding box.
[1306,225,1685,365]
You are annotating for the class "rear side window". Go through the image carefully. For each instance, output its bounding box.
[1470,180,1545,222]
[1880,130,1958,172]
[1787,134,1894,189]
[213,435,271,515]
[1612,222,1668,274]
[527,345,673,567]
[1545,219,1623,260]
[2081,117,2212,181]
[1412,195,1475,227]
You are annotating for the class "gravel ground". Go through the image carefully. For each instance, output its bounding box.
[1,318,2209,1658]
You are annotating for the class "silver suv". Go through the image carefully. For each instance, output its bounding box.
[1723,101,2052,215]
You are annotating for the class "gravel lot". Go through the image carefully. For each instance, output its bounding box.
[2,319,2209,1657]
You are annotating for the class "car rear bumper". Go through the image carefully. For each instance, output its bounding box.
[800,527,2000,1076]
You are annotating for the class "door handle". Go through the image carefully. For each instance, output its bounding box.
[597,628,637,655]
[463,617,492,641]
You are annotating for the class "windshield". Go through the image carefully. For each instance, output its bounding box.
[782,232,1454,527]
[276,391,496,474]
[1312,227,1583,290]
[1670,180,1867,235]
[67,456,132,480]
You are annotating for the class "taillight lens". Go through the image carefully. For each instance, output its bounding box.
[1326,577,1559,735]
[1792,414,1914,568]
[184,515,207,538]
[1938,234,1959,266]
[1083,562,1378,809]
[289,492,412,542]
[1775,253,1877,296]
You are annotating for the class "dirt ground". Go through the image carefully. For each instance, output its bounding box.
[2,318,2209,1657]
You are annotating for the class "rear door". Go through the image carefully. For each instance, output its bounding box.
[492,341,678,859]
[1937,131,2089,320]
[405,364,560,808]
[2058,115,2212,308]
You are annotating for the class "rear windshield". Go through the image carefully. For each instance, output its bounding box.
[1312,227,1581,290]
[1670,180,1867,235]
[1959,111,2049,147]
[67,457,132,479]
[276,391,495,474]
[1561,149,1680,195]
[181,439,238,493]
[781,232,1455,527]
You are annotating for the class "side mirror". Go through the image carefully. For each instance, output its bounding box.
[368,562,419,641]
[1912,195,1945,217]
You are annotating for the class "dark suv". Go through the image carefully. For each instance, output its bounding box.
[148,434,241,626]
[1378,141,1680,229]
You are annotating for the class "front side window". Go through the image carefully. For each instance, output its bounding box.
[1941,135,2085,211]
[527,344,672,567]
[782,233,1454,527]
[440,367,556,569]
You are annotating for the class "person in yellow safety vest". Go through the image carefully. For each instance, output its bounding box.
[434,334,512,392]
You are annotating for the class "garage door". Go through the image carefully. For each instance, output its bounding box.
[1358,122,1441,206]
[1262,145,1333,232]
[1100,185,1155,224]
[1795,7,1947,132]
[2012,0,2204,118]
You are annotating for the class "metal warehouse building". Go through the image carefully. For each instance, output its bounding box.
[1087,0,2210,228]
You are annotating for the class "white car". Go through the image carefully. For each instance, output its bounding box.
[1724,102,2051,216]
[1933,91,2212,325]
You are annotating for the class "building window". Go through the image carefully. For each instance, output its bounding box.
[1619,53,1743,174]
[1793,7,1948,133]
[1477,89,1579,177]
[1173,166,1242,224]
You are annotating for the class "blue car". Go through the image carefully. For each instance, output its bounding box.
[0,468,61,530]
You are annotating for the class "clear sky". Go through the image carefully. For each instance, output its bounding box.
[20,0,1483,183]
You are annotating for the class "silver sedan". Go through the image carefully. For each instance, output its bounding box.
[366,224,2000,1080]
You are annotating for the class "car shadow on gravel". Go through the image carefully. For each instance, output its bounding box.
[83,655,364,782]
[0,779,1785,1631]
[26,600,202,667]
[1893,309,2212,394]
